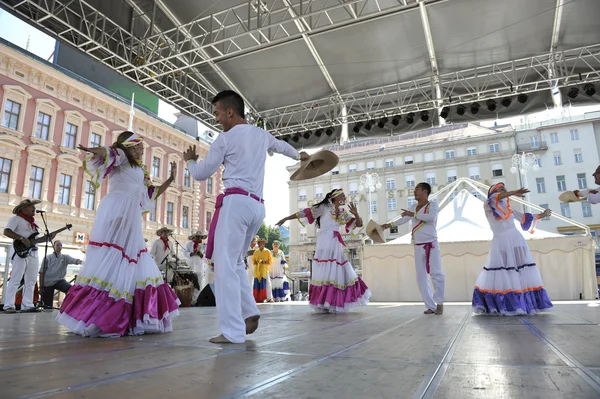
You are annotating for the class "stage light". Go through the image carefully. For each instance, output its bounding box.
[303,131,311,140]
[315,129,323,137]
[353,122,363,133]
[420,110,429,122]
[470,102,480,115]
[440,107,450,119]
[584,83,596,96]
[377,117,388,129]
[391,116,401,126]
[486,99,497,112]
[406,113,415,124]
[326,127,334,136]
[517,93,528,103]
[364,120,372,131]
[282,136,289,142]
[291,134,299,142]
[456,105,466,116]
[501,97,512,108]
[567,87,579,99]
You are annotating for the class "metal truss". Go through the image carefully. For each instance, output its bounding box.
[261,44,600,136]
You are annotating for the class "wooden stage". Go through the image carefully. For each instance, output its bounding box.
[1,302,599,399]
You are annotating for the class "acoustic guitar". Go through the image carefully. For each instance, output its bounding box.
[13,224,73,258]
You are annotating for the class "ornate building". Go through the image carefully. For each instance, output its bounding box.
[0,40,221,254]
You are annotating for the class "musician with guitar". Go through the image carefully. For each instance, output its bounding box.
[3,199,59,313]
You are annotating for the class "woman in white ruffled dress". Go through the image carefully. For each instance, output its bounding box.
[277,188,371,312]
[56,131,180,337]
[270,241,290,302]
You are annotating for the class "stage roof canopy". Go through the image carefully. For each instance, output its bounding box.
[2,0,600,148]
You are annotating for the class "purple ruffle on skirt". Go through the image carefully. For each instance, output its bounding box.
[472,287,554,316]
[309,278,371,312]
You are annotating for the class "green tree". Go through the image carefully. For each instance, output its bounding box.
[255,222,289,253]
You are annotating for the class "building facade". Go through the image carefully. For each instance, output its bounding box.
[0,41,222,253]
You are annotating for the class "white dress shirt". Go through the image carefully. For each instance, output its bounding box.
[393,200,439,244]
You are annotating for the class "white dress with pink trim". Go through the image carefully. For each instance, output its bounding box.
[300,205,371,313]
[56,148,180,337]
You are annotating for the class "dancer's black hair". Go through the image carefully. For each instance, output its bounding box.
[312,189,339,229]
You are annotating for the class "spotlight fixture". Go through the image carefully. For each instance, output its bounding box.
[567,86,579,99]
[420,110,429,122]
[303,131,311,140]
[315,129,323,137]
[584,83,596,96]
[326,127,334,136]
[353,122,363,133]
[377,117,389,129]
[406,113,415,124]
[391,116,401,126]
[440,107,450,119]
[291,134,300,142]
[470,102,480,115]
[501,97,512,108]
[486,99,497,112]
[282,135,289,142]
[456,105,466,116]
[364,120,373,131]
[517,93,528,104]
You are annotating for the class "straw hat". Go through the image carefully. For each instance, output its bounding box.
[188,230,208,240]
[12,199,41,214]
[256,237,268,244]
[156,227,173,236]
[558,191,584,203]
[366,220,386,244]
[290,150,339,181]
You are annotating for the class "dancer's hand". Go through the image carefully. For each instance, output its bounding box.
[77,144,92,153]
[589,189,598,195]
[401,209,414,217]
[348,202,359,216]
[299,151,310,162]
[513,187,530,197]
[540,209,552,218]
[169,162,177,180]
[275,218,286,227]
[183,145,199,162]
[381,223,392,230]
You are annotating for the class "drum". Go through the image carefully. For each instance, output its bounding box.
[173,274,194,307]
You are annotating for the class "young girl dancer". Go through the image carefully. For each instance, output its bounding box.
[56,131,180,337]
[277,189,371,312]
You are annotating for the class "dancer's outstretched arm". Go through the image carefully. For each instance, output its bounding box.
[275,212,299,227]
[155,162,176,199]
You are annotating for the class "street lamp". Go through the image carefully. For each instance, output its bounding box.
[359,171,382,222]
[510,151,539,210]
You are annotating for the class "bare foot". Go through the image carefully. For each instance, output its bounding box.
[209,334,234,344]
[424,309,435,314]
[245,315,260,334]
[434,304,444,315]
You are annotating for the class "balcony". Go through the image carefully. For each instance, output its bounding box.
[517,141,548,152]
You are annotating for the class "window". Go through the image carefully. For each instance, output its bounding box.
[387,198,397,211]
[369,200,378,213]
[207,177,213,194]
[407,196,417,207]
[576,173,587,189]
[539,204,550,220]
[90,133,102,147]
[2,100,20,130]
[536,178,546,193]
[405,175,415,187]
[298,189,307,201]
[206,211,212,231]
[152,156,161,177]
[385,159,394,168]
[166,202,174,225]
[550,132,559,143]
[468,166,480,180]
[582,201,592,217]
[530,136,540,148]
[492,163,503,177]
[58,174,72,205]
[315,186,323,198]
[0,157,12,194]
[36,112,51,140]
[574,148,583,163]
[149,202,157,222]
[299,227,307,242]
[424,152,434,162]
[553,151,562,165]
[446,169,457,183]
[570,129,579,140]
[84,181,96,210]
[366,161,375,170]
[404,156,413,165]
[386,178,396,190]
[63,123,78,149]
[390,225,398,234]
[445,150,455,159]
[426,172,436,185]
[349,164,357,173]
[184,168,191,187]
[556,175,566,191]
[349,182,358,194]
[535,158,541,168]
[489,143,500,153]
[560,202,571,218]
[182,206,189,229]
[467,146,477,156]
[331,167,340,175]
[29,166,44,199]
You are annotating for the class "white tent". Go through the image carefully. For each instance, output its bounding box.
[363,181,597,302]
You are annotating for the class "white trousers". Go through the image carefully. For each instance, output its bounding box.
[266,275,273,301]
[4,254,40,310]
[414,241,445,310]
[212,195,263,343]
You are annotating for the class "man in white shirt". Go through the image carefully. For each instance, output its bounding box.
[572,165,600,204]
[183,90,308,343]
[149,227,175,283]
[3,199,55,313]
[382,182,445,315]
[40,240,82,309]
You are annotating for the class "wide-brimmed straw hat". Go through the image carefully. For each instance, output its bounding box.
[366,220,386,244]
[156,227,173,236]
[290,150,339,181]
[188,230,208,240]
[12,199,41,214]
[256,237,267,244]
[558,191,584,203]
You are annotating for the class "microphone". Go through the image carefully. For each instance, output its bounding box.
[35,210,46,213]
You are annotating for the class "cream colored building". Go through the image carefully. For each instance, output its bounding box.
[286,123,519,274]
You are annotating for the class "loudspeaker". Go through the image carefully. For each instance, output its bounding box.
[196,283,216,307]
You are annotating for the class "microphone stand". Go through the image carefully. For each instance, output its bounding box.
[37,211,56,311]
